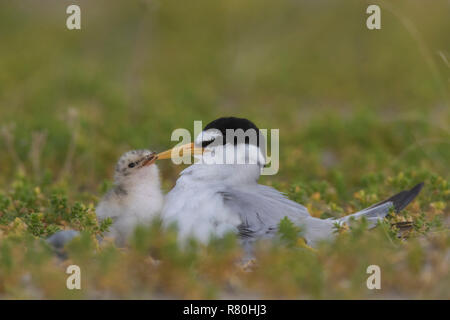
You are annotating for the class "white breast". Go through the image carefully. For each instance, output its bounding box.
[162,169,242,244]
[96,168,164,245]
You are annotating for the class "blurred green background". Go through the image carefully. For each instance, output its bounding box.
[0,0,449,300]
[0,0,448,192]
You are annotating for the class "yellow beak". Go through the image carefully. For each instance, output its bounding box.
[156,143,204,160]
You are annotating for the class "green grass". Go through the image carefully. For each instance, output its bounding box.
[0,0,449,299]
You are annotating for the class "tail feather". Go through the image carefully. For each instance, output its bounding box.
[367,182,424,213]
[338,182,424,226]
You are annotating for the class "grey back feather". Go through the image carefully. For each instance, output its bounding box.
[217,182,424,249]
[219,184,310,240]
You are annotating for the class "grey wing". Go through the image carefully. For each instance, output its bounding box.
[219,184,311,240]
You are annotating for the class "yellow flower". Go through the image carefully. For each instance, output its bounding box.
[311,192,321,201]
[9,217,28,236]
[430,201,446,214]
[34,187,41,195]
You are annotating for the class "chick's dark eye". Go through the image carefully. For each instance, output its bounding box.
[202,139,214,148]
[128,162,136,168]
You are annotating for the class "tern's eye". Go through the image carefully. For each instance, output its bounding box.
[202,139,214,148]
[128,162,136,168]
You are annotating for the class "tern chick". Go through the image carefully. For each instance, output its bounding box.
[96,149,163,246]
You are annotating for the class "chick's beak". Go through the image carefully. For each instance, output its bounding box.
[156,143,204,160]
[141,153,157,167]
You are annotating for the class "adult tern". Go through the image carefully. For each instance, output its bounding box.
[157,117,423,253]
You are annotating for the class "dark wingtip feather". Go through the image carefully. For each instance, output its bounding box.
[394,182,424,212]
[369,182,424,213]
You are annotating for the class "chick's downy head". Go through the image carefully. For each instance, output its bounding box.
[114,149,158,185]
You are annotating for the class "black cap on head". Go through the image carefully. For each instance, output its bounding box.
[204,117,260,133]
[202,117,262,147]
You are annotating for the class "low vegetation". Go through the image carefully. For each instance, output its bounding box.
[0,0,448,299]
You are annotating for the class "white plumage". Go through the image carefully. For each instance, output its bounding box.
[161,117,424,254]
[47,117,423,257]
[96,149,163,246]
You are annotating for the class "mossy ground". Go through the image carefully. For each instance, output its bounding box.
[0,0,448,299]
